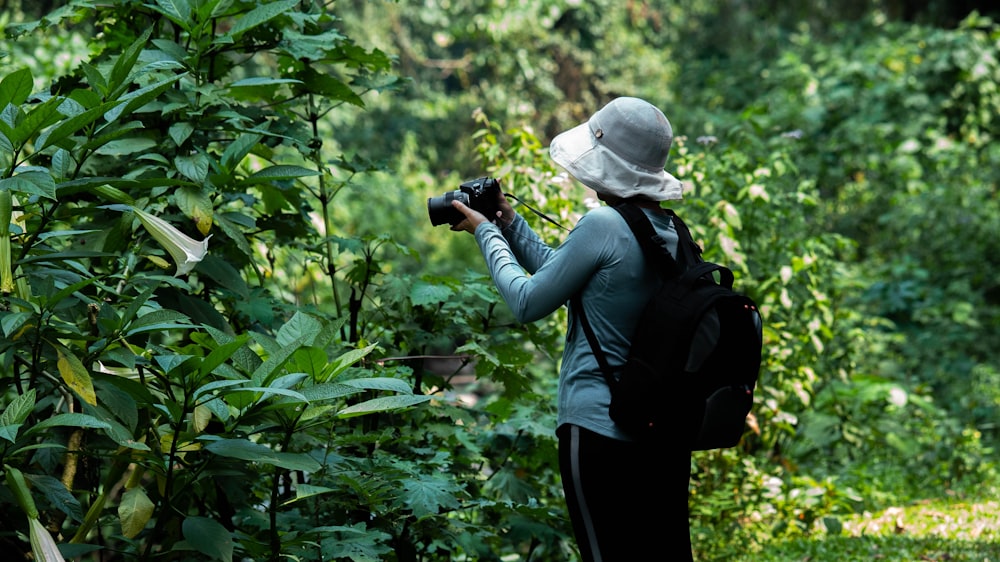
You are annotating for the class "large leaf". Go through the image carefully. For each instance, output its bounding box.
[0,171,58,201]
[0,389,35,443]
[276,311,322,347]
[37,101,122,152]
[241,165,320,183]
[27,473,85,522]
[283,483,336,505]
[26,413,110,434]
[196,334,252,380]
[55,345,97,406]
[337,395,432,418]
[216,0,300,43]
[174,184,213,235]
[0,67,33,108]
[203,438,321,472]
[125,309,194,336]
[104,74,185,123]
[119,487,155,539]
[323,343,379,381]
[182,516,233,562]
[6,96,64,148]
[400,475,463,519]
[108,28,153,97]
[341,377,413,394]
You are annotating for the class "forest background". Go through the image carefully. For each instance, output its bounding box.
[1,0,999,561]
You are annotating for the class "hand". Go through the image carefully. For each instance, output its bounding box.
[449,200,492,234]
[495,189,515,227]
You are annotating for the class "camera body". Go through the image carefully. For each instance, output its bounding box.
[427,176,502,226]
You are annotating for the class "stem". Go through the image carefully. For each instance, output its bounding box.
[307,91,343,318]
[268,423,299,561]
[139,369,191,561]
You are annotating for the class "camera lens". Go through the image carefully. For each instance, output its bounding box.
[427,190,469,226]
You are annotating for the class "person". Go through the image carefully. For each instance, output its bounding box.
[449,96,693,561]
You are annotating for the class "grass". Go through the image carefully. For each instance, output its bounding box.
[747,496,1000,561]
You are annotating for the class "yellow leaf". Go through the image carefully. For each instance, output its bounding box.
[55,346,97,406]
[118,487,154,539]
[192,404,211,433]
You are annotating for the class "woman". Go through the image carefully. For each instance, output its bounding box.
[450,96,693,561]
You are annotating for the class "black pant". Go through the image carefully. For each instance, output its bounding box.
[557,424,693,561]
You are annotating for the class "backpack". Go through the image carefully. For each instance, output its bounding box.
[574,202,763,450]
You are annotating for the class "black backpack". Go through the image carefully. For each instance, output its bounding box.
[574,203,763,450]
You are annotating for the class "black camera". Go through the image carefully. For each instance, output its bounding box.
[427,176,502,226]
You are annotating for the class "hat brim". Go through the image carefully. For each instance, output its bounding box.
[550,121,683,201]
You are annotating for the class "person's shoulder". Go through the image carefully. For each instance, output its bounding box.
[580,205,625,227]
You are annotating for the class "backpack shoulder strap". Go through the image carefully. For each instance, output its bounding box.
[662,209,703,267]
[613,203,703,277]
[571,293,618,389]
[612,203,679,278]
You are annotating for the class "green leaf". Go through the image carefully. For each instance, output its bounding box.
[284,483,335,504]
[250,336,305,385]
[109,28,153,97]
[174,184,213,235]
[242,165,321,183]
[212,214,258,280]
[27,473,85,522]
[203,438,273,461]
[104,74,185,123]
[193,379,246,402]
[0,389,35,442]
[288,347,328,379]
[299,382,363,402]
[182,516,233,562]
[219,132,262,172]
[197,256,249,298]
[337,395,432,418]
[1,312,33,340]
[37,100,120,152]
[93,137,157,156]
[228,385,308,404]
[341,377,413,394]
[400,476,462,519]
[0,171,58,200]
[17,251,112,267]
[0,68,33,108]
[125,309,194,336]
[119,487,155,539]
[218,0,299,42]
[175,154,210,184]
[26,413,111,433]
[168,121,194,146]
[323,343,379,381]
[276,311,322,347]
[8,96,64,147]
[296,66,365,106]
[197,334,252,380]
[270,452,322,472]
[229,77,302,88]
[410,282,455,307]
[147,0,194,32]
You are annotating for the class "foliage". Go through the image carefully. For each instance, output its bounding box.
[2,1,1000,561]
[0,1,568,560]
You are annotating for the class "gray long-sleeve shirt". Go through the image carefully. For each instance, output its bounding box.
[474,204,679,440]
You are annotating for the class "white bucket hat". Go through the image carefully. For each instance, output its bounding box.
[549,96,683,201]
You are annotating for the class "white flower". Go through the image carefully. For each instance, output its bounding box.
[29,517,66,562]
[132,207,211,276]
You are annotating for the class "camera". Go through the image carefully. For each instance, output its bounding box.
[427,176,502,226]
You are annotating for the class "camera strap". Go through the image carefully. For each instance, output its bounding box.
[503,193,570,232]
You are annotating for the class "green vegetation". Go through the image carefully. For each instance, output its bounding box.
[0,1,998,561]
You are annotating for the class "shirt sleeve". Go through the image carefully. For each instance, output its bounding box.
[474,209,618,324]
